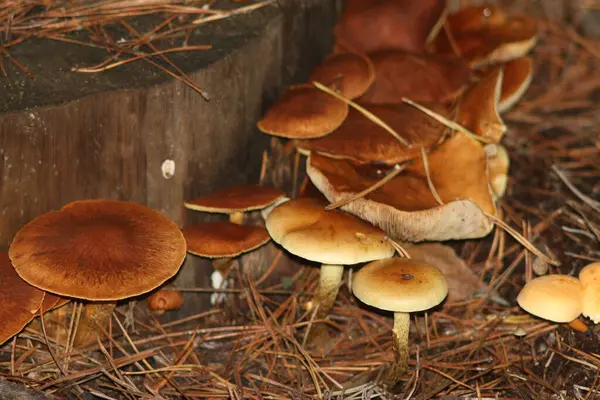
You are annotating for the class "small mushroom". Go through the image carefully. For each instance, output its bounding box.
[257,84,349,139]
[185,184,286,225]
[352,258,448,386]
[360,51,473,104]
[517,274,583,323]
[295,102,450,165]
[485,144,510,199]
[579,262,600,324]
[9,199,187,346]
[306,132,496,242]
[0,252,45,345]
[182,222,271,259]
[266,198,395,323]
[309,52,376,100]
[147,289,184,316]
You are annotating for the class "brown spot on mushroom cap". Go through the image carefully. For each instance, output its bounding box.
[257,84,349,139]
[333,0,447,54]
[9,200,187,301]
[360,51,473,104]
[184,185,286,214]
[517,274,582,323]
[309,52,376,100]
[498,56,533,112]
[457,67,506,143]
[265,197,395,265]
[0,252,45,345]
[306,132,496,242]
[433,5,537,68]
[295,102,451,165]
[182,222,271,258]
[352,258,448,312]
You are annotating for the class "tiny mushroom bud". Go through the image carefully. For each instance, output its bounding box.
[147,289,184,316]
[352,258,448,387]
[517,275,583,323]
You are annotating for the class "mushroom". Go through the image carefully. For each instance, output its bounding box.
[359,51,473,104]
[306,132,496,242]
[485,144,510,200]
[257,84,349,139]
[147,289,184,316]
[295,102,450,166]
[265,198,395,324]
[184,184,286,225]
[0,252,45,345]
[431,5,537,68]
[457,67,506,143]
[9,199,187,346]
[498,56,533,113]
[579,262,600,323]
[309,52,375,100]
[352,257,448,386]
[333,0,447,54]
[517,274,583,323]
[182,222,271,259]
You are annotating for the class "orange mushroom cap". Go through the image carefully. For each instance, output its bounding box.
[182,222,271,258]
[309,52,376,100]
[185,185,286,214]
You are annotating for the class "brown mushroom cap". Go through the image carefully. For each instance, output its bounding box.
[360,51,473,104]
[185,185,286,214]
[257,84,349,139]
[36,293,61,316]
[352,258,448,312]
[0,252,45,345]
[306,132,496,242]
[333,0,447,54]
[498,56,533,112]
[457,67,506,143]
[182,222,271,258]
[147,290,184,315]
[295,102,450,165]
[9,200,187,301]
[266,197,395,265]
[433,5,537,68]
[309,52,376,100]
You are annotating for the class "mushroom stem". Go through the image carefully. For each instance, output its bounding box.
[73,303,117,347]
[381,311,410,387]
[313,264,344,320]
[229,212,245,225]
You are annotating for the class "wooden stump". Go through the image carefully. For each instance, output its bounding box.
[0,0,338,318]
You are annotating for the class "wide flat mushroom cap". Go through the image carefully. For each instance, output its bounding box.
[9,200,187,301]
[307,132,496,242]
[257,84,349,139]
[295,103,450,165]
[499,56,533,113]
[353,258,448,312]
[334,0,447,54]
[517,275,582,323]
[457,67,506,143]
[437,5,537,67]
[184,185,286,213]
[309,53,375,100]
[579,263,600,323]
[266,197,395,265]
[0,253,45,345]
[182,222,271,258]
[360,51,473,104]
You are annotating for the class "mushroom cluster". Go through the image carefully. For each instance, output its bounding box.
[4,200,187,346]
[253,0,540,388]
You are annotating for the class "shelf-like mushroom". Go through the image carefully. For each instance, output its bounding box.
[307,132,496,242]
[0,252,45,345]
[9,199,187,346]
[266,198,395,324]
[295,102,450,165]
[309,52,376,100]
[352,257,448,386]
[257,84,349,139]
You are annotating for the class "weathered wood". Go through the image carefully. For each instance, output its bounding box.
[0,0,338,318]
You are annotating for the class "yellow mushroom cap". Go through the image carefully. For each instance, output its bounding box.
[579,263,600,324]
[517,274,582,323]
[352,258,448,313]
